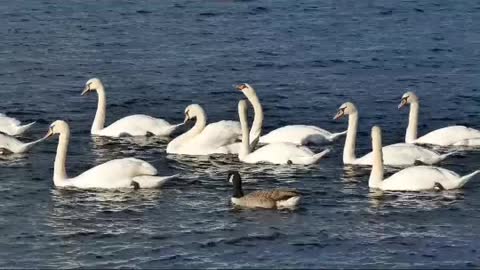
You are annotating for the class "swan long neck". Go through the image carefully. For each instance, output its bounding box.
[406,101,419,143]
[238,103,251,161]
[189,109,207,137]
[343,112,358,164]
[369,128,384,189]
[92,84,107,134]
[244,89,263,148]
[167,107,207,150]
[54,129,70,186]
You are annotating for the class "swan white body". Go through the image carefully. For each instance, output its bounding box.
[238,100,329,165]
[0,113,35,136]
[47,120,176,189]
[83,78,182,138]
[369,126,479,191]
[400,91,480,146]
[167,104,242,155]
[204,83,266,155]
[335,102,454,166]
[0,133,45,154]
[259,125,347,145]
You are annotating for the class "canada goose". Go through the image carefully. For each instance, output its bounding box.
[228,171,301,209]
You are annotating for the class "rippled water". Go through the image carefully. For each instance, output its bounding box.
[1,0,480,268]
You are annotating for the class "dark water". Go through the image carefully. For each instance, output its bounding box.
[1,0,480,268]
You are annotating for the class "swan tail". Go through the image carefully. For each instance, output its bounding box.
[289,149,330,165]
[15,121,36,135]
[438,151,458,162]
[133,174,179,189]
[327,130,348,141]
[457,170,480,188]
[276,196,301,209]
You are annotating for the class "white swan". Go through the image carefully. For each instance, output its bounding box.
[334,102,454,166]
[46,120,177,189]
[217,83,266,154]
[236,83,264,149]
[258,99,346,145]
[82,78,182,137]
[399,91,480,146]
[238,100,329,165]
[0,133,45,154]
[369,126,479,191]
[166,104,242,155]
[0,113,35,136]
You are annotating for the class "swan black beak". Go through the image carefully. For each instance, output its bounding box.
[398,97,408,109]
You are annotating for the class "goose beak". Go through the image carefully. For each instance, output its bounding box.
[333,110,344,120]
[81,86,90,96]
[398,98,407,109]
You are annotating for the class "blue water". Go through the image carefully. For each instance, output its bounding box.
[1,0,480,268]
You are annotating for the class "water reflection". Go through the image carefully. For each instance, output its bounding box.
[368,189,464,210]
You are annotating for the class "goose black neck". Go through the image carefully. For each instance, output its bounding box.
[231,173,244,198]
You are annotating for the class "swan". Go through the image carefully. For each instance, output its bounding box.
[258,98,346,145]
[399,91,480,146]
[82,78,182,137]
[211,83,265,154]
[236,83,264,149]
[368,126,479,191]
[0,133,46,154]
[238,100,330,165]
[166,104,242,155]
[0,114,35,136]
[334,102,455,166]
[228,171,300,209]
[46,120,177,189]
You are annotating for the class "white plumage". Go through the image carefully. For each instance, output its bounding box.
[83,78,182,138]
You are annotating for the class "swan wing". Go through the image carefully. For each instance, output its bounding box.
[415,126,480,146]
[0,134,27,153]
[259,125,333,145]
[381,166,460,191]
[243,142,322,164]
[357,143,441,166]
[0,114,21,135]
[191,120,241,148]
[69,158,157,189]
[99,114,175,137]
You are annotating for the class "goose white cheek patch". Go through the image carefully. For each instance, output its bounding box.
[228,175,234,183]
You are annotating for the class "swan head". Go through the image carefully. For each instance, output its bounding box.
[82,78,103,96]
[398,91,418,109]
[333,102,357,120]
[236,83,255,95]
[45,120,70,139]
[183,104,204,123]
